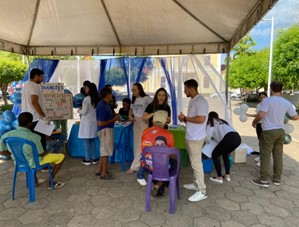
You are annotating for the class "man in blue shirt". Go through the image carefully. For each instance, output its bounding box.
[95,87,119,180]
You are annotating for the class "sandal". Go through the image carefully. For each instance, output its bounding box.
[48,181,65,189]
[99,174,116,180]
[37,178,46,185]
[95,171,110,176]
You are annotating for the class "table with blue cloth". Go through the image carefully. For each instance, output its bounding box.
[168,125,189,167]
[67,122,133,171]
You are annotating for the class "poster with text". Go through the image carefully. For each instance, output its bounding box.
[40,83,64,94]
[41,93,73,120]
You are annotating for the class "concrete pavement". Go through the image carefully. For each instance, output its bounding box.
[0,105,299,226]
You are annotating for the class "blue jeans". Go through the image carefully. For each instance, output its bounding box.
[137,167,146,179]
[51,133,67,153]
[137,159,178,180]
[83,138,97,161]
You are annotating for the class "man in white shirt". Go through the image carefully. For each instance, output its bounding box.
[22,68,47,150]
[178,79,209,202]
[251,81,299,188]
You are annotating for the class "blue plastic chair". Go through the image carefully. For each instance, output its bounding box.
[111,123,134,171]
[142,146,181,214]
[3,137,54,202]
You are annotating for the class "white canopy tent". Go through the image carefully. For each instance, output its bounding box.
[0,0,277,56]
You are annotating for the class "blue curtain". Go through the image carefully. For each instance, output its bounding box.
[160,58,178,125]
[120,58,130,97]
[22,59,59,83]
[135,58,147,83]
[98,60,107,92]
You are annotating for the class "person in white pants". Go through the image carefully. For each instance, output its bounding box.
[126,83,152,174]
[178,79,209,202]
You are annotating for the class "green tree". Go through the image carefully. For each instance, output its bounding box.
[0,51,23,61]
[106,68,126,86]
[273,24,299,92]
[231,34,256,59]
[105,57,154,86]
[0,59,27,104]
[229,49,269,91]
[31,55,78,61]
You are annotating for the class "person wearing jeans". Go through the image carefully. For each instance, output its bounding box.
[137,110,175,196]
[78,83,100,165]
[46,131,67,153]
[137,111,174,186]
[82,138,97,164]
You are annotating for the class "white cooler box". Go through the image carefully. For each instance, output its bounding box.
[232,147,247,163]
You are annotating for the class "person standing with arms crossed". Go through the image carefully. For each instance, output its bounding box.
[178,79,209,202]
[251,81,299,188]
[21,68,47,150]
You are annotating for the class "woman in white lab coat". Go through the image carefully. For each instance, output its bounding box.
[78,82,100,165]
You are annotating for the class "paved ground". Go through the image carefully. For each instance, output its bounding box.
[0,104,299,227]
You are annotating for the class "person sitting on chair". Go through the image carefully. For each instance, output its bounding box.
[0,112,65,189]
[137,110,177,197]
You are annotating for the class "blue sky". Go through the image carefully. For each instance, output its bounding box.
[250,0,299,50]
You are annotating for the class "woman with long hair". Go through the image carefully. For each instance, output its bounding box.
[78,82,100,165]
[142,87,171,128]
[134,88,171,186]
[206,111,241,183]
[126,83,152,174]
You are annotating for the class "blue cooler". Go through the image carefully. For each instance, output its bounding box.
[202,159,213,173]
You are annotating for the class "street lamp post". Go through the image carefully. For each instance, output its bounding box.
[263,16,275,96]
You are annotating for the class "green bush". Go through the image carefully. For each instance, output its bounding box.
[0,104,13,113]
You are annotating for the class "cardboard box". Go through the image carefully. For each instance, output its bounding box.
[232,148,247,163]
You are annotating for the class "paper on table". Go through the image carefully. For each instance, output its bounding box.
[34,120,55,136]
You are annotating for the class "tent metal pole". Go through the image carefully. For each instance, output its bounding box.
[128,57,131,99]
[225,51,232,124]
[225,52,230,106]
[26,54,30,69]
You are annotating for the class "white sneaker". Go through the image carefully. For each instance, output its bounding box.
[183,183,197,191]
[209,177,223,184]
[255,157,260,162]
[188,191,207,202]
[223,176,231,182]
[137,178,147,186]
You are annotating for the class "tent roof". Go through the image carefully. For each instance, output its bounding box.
[0,0,278,56]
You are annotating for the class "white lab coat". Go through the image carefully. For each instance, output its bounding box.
[78,96,98,138]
